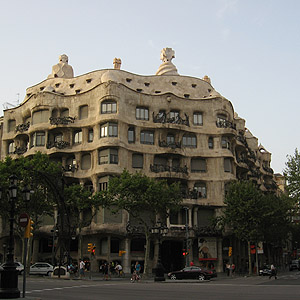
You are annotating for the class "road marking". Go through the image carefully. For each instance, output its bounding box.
[26,283,116,294]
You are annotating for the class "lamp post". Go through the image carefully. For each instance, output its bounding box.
[183,207,189,267]
[0,175,20,299]
[151,221,168,282]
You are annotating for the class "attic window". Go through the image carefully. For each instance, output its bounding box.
[192,84,197,88]
[184,94,190,98]
[75,89,81,94]
[172,82,177,86]
[69,84,75,88]
[155,91,161,94]
[208,89,211,92]
[40,87,45,91]
[144,82,150,87]
[27,93,32,97]
[86,79,92,83]
[55,83,60,88]
[136,89,143,93]
[126,78,132,83]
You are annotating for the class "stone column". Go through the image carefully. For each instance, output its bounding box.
[31,238,39,263]
[188,208,192,227]
[123,238,131,274]
[193,207,198,227]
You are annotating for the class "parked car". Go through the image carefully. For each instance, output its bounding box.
[51,266,70,279]
[289,260,300,271]
[168,266,216,281]
[0,262,24,275]
[259,265,272,276]
[29,262,53,276]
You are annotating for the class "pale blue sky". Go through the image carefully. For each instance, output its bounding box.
[0,0,299,173]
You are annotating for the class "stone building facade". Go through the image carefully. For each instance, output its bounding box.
[0,49,277,273]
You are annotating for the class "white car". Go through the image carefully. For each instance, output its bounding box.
[51,266,70,279]
[29,262,53,276]
[0,262,24,274]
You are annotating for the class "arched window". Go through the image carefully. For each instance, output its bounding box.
[8,141,15,154]
[194,182,207,198]
[32,110,49,124]
[74,131,82,144]
[79,105,88,120]
[81,153,91,170]
[101,100,117,114]
[182,134,197,148]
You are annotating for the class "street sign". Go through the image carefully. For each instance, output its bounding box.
[19,213,29,227]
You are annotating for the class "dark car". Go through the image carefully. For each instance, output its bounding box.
[289,260,300,271]
[259,265,272,276]
[168,266,216,281]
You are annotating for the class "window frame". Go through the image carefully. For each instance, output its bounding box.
[98,148,118,165]
[182,134,197,148]
[100,122,118,138]
[140,130,154,145]
[193,112,203,126]
[74,130,82,144]
[136,107,149,121]
[101,100,117,114]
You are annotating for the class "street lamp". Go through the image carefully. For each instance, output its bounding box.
[183,207,189,267]
[151,221,168,282]
[0,175,20,299]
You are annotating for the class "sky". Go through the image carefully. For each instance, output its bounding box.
[0,0,299,174]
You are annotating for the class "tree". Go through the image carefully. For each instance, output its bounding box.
[101,169,182,276]
[216,181,267,275]
[284,148,300,202]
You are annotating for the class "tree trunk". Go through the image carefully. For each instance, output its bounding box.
[248,241,252,275]
[143,230,151,278]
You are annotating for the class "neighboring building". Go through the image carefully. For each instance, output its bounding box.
[0,49,278,273]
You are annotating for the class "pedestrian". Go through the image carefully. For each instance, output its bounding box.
[135,261,141,275]
[115,263,123,277]
[269,264,277,279]
[226,263,230,276]
[103,262,110,280]
[190,261,194,266]
[79,259,85,278]
[231,263,235,275]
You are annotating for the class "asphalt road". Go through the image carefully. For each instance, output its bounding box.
[20,272,300,300]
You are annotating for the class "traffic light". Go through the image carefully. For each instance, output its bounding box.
[24,219,34,238]
[250,244,256,254]
[228,246,232,257]
[92,245,96,256]
[182,249,188,256]
[88,243,93,252]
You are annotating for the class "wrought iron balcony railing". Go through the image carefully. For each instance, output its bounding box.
[15,122,30,133]
[153,112,190,126]
[150,164,188,174]
[49,116,75,125]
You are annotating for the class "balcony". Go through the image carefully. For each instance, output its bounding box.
[150,164,188,175]
[46,141,70,149]
[153,112,190,126]
[15,122,30,133]
[49,116,75,125]
[159,140,181,149]
[13,146,27,155]
[216,120,236,130]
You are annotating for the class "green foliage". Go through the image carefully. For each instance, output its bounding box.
[221,181,266,242]
[103,169,182,227]
[0,152,62,222]
[284,148,300,202]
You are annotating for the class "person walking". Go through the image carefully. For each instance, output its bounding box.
[79,259,85,278]
[269,264,277,279]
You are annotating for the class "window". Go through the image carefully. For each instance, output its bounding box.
[88,129,93,142]
[217,114,227,127]
[154,156,168,166]
[32,132,45,146]
[224,158,232,173]
[99,176,109,191]
[136,107,149,120]
[8,120,16,132]
[100,122,118,137]
[101,100,117,114]
[194,182,207,198]
[99,148,118,165]
[61,108,69,117]
[221,136,230,149]
[128,127,135,143]
[132,153,143,168]
[182,134,197,148]
[32,110,49,124]
[140,131,154,145]
[54,133,63,143]
[193,112,203,125]
[79,105,88,120]
[170,110,179,119]
[81,153,91,170]
[8,141,15,154]
[167,134,175,144]
[191,158,206,173]
[74,131,82,144]
[208,137,214,149]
